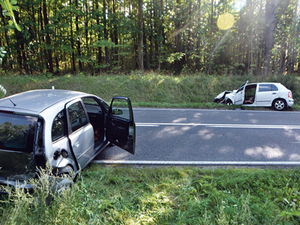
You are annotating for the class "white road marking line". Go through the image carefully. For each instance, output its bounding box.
[136,123,300,129]
[133,108,300,113]
[93,160,300,166]
[137,124,160,127]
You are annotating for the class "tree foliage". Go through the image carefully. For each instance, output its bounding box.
[0,0,299,75]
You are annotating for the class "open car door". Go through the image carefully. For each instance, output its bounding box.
[106,97,136,154]
[234,80,248,105]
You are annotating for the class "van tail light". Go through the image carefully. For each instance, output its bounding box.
[288,91,292,99]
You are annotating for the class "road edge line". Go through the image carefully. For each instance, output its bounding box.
[93,160,300,166]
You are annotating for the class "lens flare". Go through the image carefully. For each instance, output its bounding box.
[217,13,235,30]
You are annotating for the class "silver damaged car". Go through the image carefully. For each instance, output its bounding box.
[0,89,136,191]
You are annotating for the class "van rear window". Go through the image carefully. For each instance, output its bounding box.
[0,112,38,152]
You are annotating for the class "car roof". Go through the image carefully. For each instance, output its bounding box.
[0,89,89,115]
[248,82,287,88]
[249,82,281,85]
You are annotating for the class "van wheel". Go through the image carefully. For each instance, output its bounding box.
[272,99,287,111]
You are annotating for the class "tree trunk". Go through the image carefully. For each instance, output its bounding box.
[149,0,154,68]
[263,0,278,76]
[75,0,82,71]
[248,0,254,74]
[196,0,201,70]
[143,21,148,70]
[279,38,286,74]
[39,2,45,73]
[175,0,184,74]
[112,0,118,69]
[70,0,76,73]
[103,0,109,73]
[43,0,53,73]
[210,0,214,26]
[14,11,28,73]
[158,0,164,72]
[288,0,298,73]
[138,0,144,71]
[95,0,102,72]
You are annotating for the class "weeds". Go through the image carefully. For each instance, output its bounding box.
[2,165,299,224]
[0,165,74,225]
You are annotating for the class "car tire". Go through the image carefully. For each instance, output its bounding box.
[44,165,74,204]
[272,99,287,111]
[57,165,76,180]
[57,165,73,174]
[226,99,233,105]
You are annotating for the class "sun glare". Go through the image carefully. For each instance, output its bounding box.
[217,13,235,30]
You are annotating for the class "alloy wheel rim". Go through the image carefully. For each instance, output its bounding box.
[275,101,284,110]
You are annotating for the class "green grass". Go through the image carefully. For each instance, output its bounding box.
[0,72,299,108]
[1,165,300,224]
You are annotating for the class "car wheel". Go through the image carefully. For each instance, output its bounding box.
[272,99,287,111]
[40,166,74,205]
[226,99,233,105]
[57,165,76,180]
[54,165,74,194]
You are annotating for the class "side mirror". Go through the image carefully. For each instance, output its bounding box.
[113,109,123,115]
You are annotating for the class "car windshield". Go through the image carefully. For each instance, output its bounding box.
[0,112,38,152]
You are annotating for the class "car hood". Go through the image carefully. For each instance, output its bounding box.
[215,91,230,99]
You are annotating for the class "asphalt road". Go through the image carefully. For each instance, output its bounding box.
[94,108,300,166]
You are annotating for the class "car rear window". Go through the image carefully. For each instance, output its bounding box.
[0,112,38,152]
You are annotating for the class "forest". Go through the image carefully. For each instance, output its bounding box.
[0,0,299,76]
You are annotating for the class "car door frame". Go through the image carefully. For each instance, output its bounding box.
[234,81,248,105]
[65,99,95,170]
[106,96,136,154]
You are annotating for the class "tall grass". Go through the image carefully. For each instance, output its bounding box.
[0,72,299,107]
[1,165,300,224]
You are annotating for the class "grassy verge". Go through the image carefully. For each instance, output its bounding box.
[0,72,300,224]
[1,165,300,224]
[0,72,299,109]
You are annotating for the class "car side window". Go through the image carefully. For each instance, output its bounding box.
[68,101,88,132]
[82,97,102,113]
[258,84,272,92]
[52,110,65,142]
[271,84,278,91]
